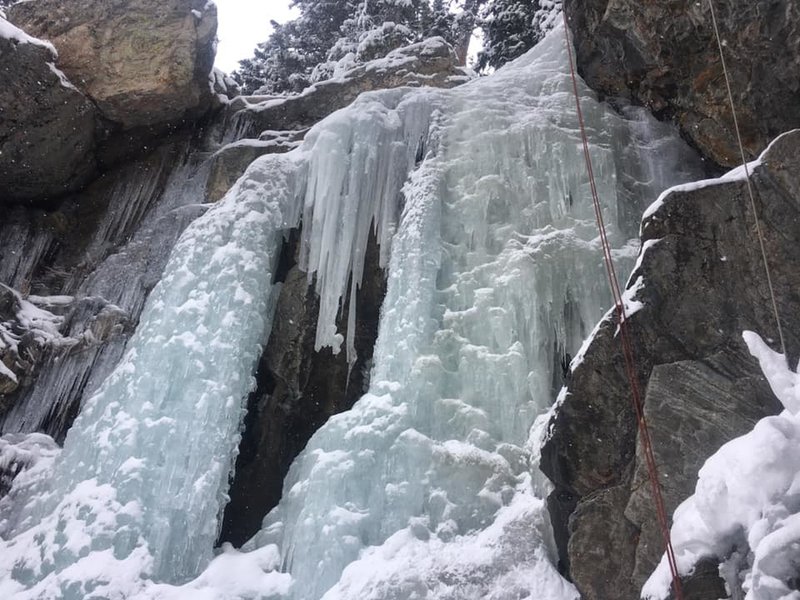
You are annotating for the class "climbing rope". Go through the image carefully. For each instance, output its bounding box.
[561,13,686,600]
[706,0,788,360]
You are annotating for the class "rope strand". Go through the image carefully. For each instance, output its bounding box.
[562,13,685,600]
[706,0,787,360]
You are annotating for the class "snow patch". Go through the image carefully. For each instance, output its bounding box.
[0,16,57,55]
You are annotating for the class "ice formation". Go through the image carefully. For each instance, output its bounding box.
[644,331,800,600]
[0,24,702,599]
[0,153,304,598]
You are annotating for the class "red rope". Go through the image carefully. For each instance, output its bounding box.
[561,12,685,600]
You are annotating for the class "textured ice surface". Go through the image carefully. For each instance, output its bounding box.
[0,151,212,438]
[248,24,699,600]
[0,24,703,600]
[644,332,800,600]
[0,153,303,598]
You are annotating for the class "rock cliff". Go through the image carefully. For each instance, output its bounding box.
[8,0,217,129]
[564,0,800,167]
[2,0,218,204]
[0,21,97,202]
[541,130,800,599]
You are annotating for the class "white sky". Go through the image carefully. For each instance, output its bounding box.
[213,0,298,73]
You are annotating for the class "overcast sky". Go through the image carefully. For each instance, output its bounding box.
[214,0,298,73]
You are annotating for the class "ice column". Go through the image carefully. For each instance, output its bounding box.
[248,24,702,600]
[0,153,304,598]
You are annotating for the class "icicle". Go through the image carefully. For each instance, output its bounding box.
[0,23,705,600]
[297,88,439,362]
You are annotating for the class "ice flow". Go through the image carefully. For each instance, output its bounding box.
[0,25,701,600]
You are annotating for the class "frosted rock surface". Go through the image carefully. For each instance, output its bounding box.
[0,24,701,600]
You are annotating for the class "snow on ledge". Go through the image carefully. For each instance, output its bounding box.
[0,16,56,56]
[639,131,797,225]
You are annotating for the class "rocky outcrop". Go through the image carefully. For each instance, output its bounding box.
[205,132,304,202]
[8,0,217,130]
[0,21,98,202]
[541,130,800,599]
[564,0,800,167]
[226,37,471,140]
[2,0,217,204]
[0,285,128,413]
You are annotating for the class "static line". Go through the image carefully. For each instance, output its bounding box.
[706,0,788,361]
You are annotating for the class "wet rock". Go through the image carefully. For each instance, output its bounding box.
[541,130,800,599]
[564,0,800,167]
[0,22,98,203]
[8,0,217,130]
[568,485,640,600]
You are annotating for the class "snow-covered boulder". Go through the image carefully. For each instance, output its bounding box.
[0,284,129,422]
[7,0,217,130]
[0,18,97,203]
[644,331,800,600]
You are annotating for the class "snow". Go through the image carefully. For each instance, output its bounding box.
[0,23,702,600]
[0,16,57,55]
[643,331,800,600]
[0,286,70,385]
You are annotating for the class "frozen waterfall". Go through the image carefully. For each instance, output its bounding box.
[0,25,702,599]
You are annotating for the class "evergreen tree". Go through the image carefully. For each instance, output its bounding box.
[234,0,358,94]
[477,0,560,71]
[232,0,490,94]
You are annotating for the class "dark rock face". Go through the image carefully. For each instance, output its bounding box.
[220,231,387,547]
[0,28,98,202]
[541,130,800,599]
[564,0,800,167]
[0,132,210,439]
[2,0,217,205]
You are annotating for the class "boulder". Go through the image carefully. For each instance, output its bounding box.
[564,0,800,167]
[541,130,800,599]
[8,0,217,130]
[0,20,97,202]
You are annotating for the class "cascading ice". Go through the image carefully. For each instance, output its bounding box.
[0,24,703,600]
[249,24,701,600]
[0,153,304,598]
